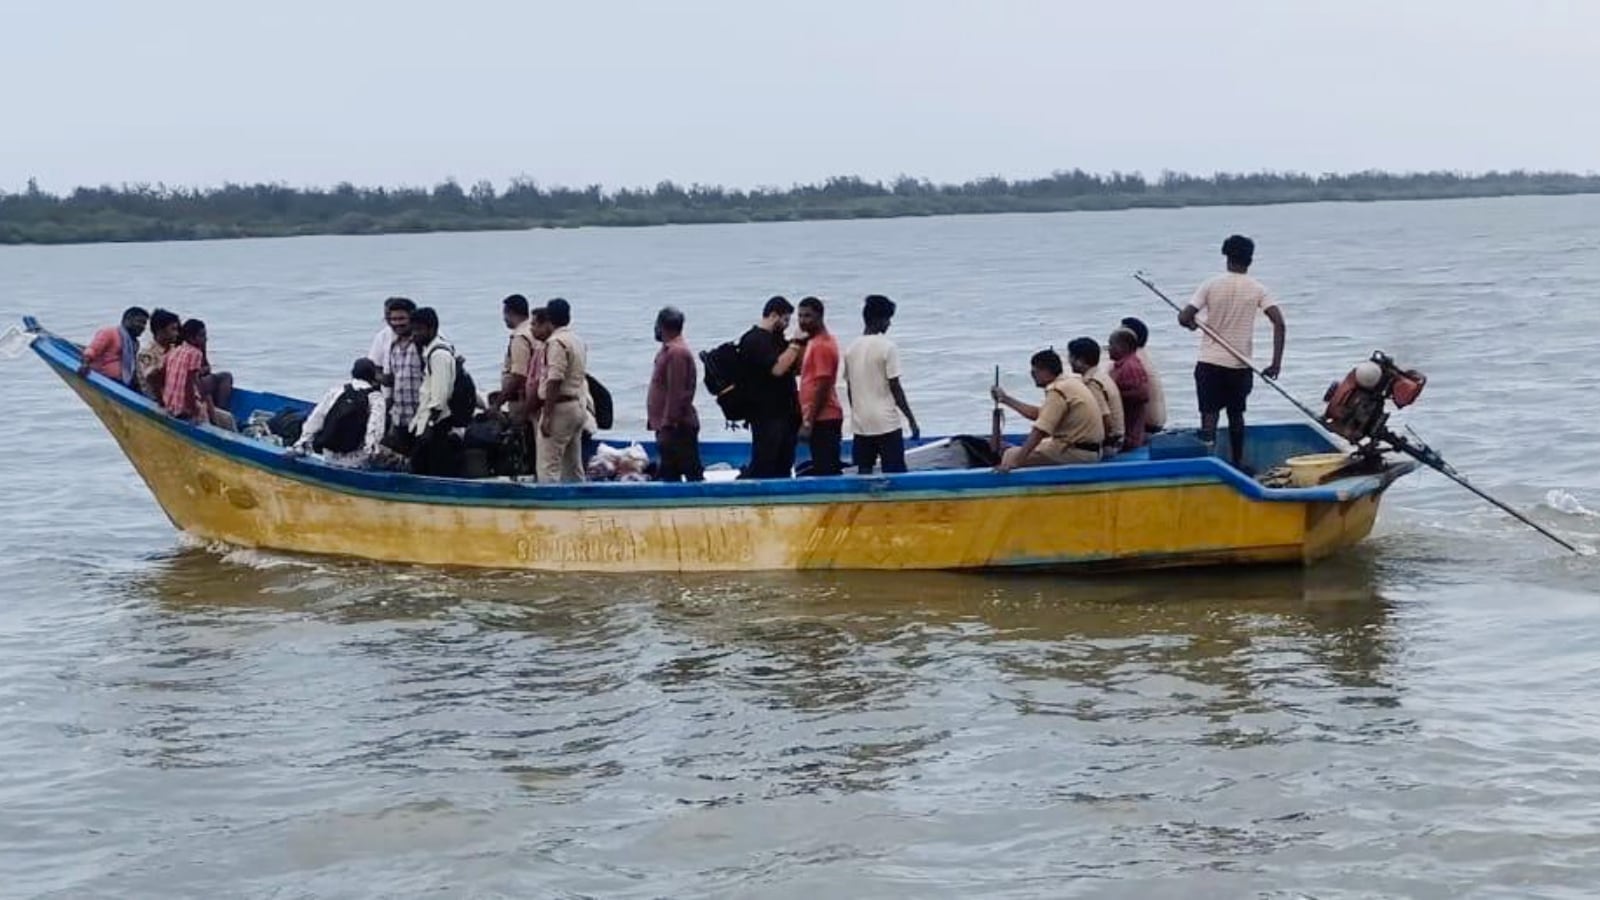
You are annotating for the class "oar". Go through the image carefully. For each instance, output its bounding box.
[1132,271,1581,554]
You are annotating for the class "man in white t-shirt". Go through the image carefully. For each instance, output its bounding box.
[842,294,920,474]
[1178,235,1287,469]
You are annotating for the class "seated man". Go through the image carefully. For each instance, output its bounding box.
[137,309,181,398]
[161,318,237,430]
[1069,336,1123,457]
[290,358,389,468]
[1108,328,1151,451]
[990,348,1105,472]
[78,307,149,387]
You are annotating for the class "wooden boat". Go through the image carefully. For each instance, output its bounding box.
[20,318,1416,573]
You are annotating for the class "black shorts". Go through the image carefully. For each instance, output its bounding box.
[1195,362,1253,415]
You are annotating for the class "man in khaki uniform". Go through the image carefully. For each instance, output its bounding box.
[990,348,1105,472]
[537,298,588,483]
[1068,336,1124,457]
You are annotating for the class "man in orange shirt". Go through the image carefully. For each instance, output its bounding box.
[797,296,844,476]
[78,307,149,386]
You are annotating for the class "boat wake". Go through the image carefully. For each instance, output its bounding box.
[1544,489,1599,519]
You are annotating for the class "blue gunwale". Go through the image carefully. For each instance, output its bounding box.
[27,323,1414,510]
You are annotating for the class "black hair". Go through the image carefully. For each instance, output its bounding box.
[798,296,824,315]
[1030,348,1064,377]
[863,294,896,321]
[411,307,439,331]
[122,306,149,323]
[656,306,685,334]
[762,295,794,317]
[1067,337,1100,367]
[502,294,529,317]
[547,298,572,327]
[1119,316,1149,347]
[180,318,206,342]
[529,306,550,324]
[352,357,379,382]
[1222,234,1255,267]
[384,296,417,314]
[150,308,179,332]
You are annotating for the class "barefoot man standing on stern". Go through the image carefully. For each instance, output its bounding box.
[1177,234,1287,470]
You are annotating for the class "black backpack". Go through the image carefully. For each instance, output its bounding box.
[427,344,479,428]
[268,407,308,445]
[312,384,378,454]
[448,357,478,427]
[700,340,753,424]
[587,374,613,431]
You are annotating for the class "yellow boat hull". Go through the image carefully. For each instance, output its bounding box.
[66,373,1390,574]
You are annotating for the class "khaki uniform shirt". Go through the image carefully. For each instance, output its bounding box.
[542,327,588,402]
[1082,369,1125,448]
[1034,375,1104,458]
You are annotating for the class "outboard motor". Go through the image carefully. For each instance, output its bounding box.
[1322,351,1426,448]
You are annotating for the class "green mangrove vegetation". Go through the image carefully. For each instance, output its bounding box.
[2,169,1597,245]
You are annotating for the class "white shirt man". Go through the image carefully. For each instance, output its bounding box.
[412,336,458,436]
[293,374,388,469]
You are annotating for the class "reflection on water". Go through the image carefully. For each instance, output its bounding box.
[116,548,1407,808]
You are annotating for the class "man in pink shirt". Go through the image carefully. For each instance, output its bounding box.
[796,296,844,476]
[78,307,149,386]
[647,306,703,482]
[1178,234,1287,468]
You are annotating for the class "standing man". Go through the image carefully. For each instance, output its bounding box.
[537,298,588,484]
[367,297,413,375]
[408,307,460,476]
[79,306,149,386]
[1069,337,1123,457]
[1178,234,1287,469]
[991,349,1104,472]
[796,296,844,476]
[376,298,423,434]
[491,294,536,474]
[1119,316,1166,434]
[843,294,920,474]
[520,306,554,474]
[647,306,704,482]
[492,294,535,417]
[738,296,803,479]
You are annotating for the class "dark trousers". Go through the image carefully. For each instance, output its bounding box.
[656,426,705,482]
[411,424,461,477]
[806,419,844,476]
[744,412,799,479]
[853,429,907,474]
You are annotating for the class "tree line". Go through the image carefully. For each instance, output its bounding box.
[2,168,1597,245]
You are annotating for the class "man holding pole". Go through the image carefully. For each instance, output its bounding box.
[1177,234,1286,469]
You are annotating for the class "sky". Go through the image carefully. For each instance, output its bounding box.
[5,0,1598,193]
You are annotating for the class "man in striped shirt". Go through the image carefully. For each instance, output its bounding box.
[1178,234,1287,469]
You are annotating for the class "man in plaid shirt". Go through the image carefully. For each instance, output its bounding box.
[161,318,236,430]
[386,327,423,431]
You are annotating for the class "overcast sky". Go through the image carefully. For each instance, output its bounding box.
[6,0,1597,192]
